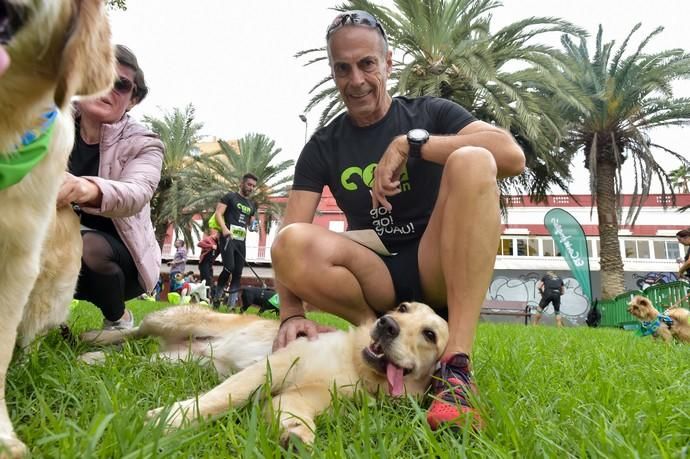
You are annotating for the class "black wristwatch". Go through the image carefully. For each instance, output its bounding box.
[406,129,429,159]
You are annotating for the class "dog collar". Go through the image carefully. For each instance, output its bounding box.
[0,108,58,190]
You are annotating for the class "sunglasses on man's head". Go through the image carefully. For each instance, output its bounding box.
[113,76,135,95]
[326,10,387,41]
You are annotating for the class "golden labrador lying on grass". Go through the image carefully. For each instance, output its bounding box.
[81,302,449,445]
[0,0,114,455]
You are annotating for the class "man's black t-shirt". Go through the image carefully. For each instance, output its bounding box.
[68,132,120,239]
[541,274,564,293]
[292,96,476,252]
[220,191,256,241]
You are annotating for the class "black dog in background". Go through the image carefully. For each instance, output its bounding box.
[586,299,601,327]
[240,287,279,314]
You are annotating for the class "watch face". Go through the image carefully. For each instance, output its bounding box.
[408,128,429,142]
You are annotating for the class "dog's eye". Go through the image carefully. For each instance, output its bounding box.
[423,329,436,343]
[397,304,408,313]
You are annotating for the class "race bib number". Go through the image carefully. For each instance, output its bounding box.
[230,225,247,241]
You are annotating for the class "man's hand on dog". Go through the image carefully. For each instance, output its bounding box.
[57,172,103,208]
[273,317,336,351]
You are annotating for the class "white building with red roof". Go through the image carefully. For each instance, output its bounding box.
[166,190,689,324]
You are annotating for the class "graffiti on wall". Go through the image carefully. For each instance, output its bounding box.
[487,272,590,324]
[632,272,679,290]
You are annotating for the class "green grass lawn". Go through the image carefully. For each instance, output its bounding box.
[7,300,690,458]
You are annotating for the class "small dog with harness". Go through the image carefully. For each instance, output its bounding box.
[627,295,690,343]
[240,286,279,314]
[222,238,279,314]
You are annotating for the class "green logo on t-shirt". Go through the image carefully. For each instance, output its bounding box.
[340,162,410,192]
[236,203,252,215]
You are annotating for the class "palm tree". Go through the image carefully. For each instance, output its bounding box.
[669,165,690,193]
[107,0,126,10]
[297,0,587,199]
[177,133,294,236]
[559,25,690,299]
[144,104,204,247]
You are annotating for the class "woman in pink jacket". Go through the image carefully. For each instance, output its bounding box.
[57,45,164,330]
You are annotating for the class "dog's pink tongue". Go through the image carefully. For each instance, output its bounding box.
[0,46,9,77]
[386,363,404,397]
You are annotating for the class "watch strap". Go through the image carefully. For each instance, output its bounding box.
[408,142,422,159]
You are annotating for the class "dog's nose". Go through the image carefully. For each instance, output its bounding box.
[376,316,400,339]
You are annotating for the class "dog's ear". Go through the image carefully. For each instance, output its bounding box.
[631,296,646,307]
[54,0,115,108]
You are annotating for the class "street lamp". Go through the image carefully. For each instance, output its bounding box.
[299,113,308,144]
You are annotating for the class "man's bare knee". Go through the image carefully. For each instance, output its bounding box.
[272,223,311,258]
[446,147,498,187]
[272,223,323,276]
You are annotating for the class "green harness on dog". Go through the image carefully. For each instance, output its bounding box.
[637,313,674,337]
[0,108,58,190]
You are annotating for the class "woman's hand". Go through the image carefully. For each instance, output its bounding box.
[57,172,102,208]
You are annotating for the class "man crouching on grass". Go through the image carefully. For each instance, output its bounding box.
[270,10,525,429]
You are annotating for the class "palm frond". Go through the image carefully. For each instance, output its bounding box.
[296,0,588,196]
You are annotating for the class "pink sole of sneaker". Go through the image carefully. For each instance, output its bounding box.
[427,400,483,431]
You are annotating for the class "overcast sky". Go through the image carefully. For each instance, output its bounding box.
[109,0,690,194]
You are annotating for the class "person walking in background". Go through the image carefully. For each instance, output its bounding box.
[211,173,257,309]
[57,45,163,331]
[533,271,565,327]
[198,228,219,299]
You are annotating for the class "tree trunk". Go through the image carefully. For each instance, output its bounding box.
[150,184,168,249]
[595,159,626,299]
[155,221,168,250]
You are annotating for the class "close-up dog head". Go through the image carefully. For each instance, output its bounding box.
[627,296,657,321]
[0,0,114,114]
[362,301,449,396]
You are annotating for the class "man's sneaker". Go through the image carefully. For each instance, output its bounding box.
[102,309,134,331]
[427,353,482,430]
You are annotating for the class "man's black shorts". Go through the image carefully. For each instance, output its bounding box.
[379,239,423,305]
[539,291,562,313]
[376,239,450,320]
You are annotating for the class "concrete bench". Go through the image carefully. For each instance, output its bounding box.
[481,300,531,325]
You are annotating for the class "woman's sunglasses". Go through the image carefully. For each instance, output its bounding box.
[113,76,136,95]
[326,10,387,41]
